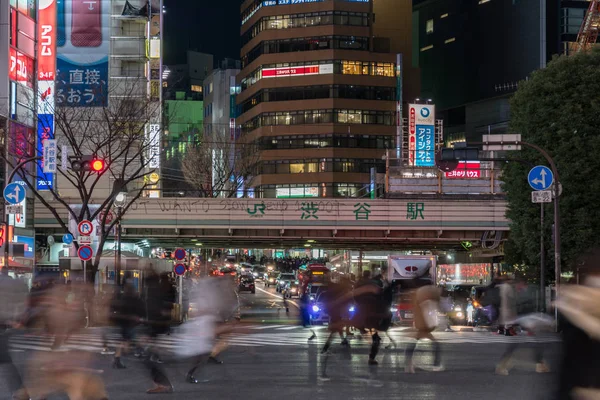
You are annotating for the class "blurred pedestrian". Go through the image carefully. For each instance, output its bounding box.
[0,268,29,400]
[352,274,392,365]
[405,285,444,373]
[111,280,144,369]
[143,271,174,394]
[321,278,350,354]
[554,277,600,399]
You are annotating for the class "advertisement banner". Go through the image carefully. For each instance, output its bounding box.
[38,0,56,81]
[145,124,161,169]
[37,114,54,190]
[56,0,110,107]
[262,64,333,78]
[9,48,34,87]
[408,104,435,167]
[37,0,56,191]
[445,161,481,179]
[388,255,435,281]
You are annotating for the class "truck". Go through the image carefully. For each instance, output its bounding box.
[387,255,437,325]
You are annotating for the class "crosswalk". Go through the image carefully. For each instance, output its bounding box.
[8,325,561,353]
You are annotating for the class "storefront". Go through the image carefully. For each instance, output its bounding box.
[437,263,492,286]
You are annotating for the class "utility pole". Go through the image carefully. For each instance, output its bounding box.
[540,204,545,312]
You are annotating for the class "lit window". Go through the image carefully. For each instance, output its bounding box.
[420,45,434,52]
[426,19,434,34]
[342,61,361,75]
[440,13,449,19]
[444,37,456,44]
[209,82,213,93]
[191,85,202,92]
[290,163,305,174]
[478,0,491,4]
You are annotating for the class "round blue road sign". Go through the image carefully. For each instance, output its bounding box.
[528,165,554,191]
[63,233,74,245]
[78,245,93,261]
[174,248,186,261]
[174,264,186,276]
[3,183,25,205]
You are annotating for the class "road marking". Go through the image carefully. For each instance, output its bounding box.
[252,324,290,330]
[255,286,300,309]
[276,326,302,330]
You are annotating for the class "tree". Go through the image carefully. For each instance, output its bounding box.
[181,132,259,198]
[502,49,600,278]
[3,80,160,283]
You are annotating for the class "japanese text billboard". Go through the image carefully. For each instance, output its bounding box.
[262,64,333,78]
[145,124,161,169]
[56,0,109,107]
[9,48,34,87]
[445,161,481,179]
[408,104,435,167]
[37,0,56,191]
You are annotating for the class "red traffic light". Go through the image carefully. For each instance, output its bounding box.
[91,159,105,171]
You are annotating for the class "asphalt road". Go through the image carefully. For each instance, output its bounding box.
[0,281,563,400]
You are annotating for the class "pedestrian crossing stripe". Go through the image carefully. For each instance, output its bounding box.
[9,329,560,353]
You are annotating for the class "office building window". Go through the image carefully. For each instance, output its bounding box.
[426,19,434,34]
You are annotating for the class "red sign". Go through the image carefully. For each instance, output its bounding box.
[445,161,481,179]
[9,47,34,87]
[262,65,324,78]
[97,211,114,224]
[38,0,56,81]
[408,107,416,165]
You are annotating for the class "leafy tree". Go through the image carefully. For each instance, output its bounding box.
[503,49,600,279]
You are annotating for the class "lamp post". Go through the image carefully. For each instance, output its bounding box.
[114,191,127,286]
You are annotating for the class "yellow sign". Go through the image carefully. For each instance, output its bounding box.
[312,271,324,275]
[149,172,160,184]
[150,81,160,102]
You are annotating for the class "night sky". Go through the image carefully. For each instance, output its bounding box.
[163,0,241,65]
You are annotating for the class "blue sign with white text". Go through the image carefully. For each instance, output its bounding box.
[415,125,435,167]
[36,114,54,191]
[56,58,108,107]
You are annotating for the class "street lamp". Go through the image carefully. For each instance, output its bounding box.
[114,190,127,286]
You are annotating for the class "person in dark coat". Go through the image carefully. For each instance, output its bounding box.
[142,271,174,394]
[111,280,144,369]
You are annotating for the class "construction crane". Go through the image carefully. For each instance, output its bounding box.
[575,0,600,53]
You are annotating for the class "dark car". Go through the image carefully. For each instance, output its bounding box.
[238,275,256,294]
[276,273,296,293]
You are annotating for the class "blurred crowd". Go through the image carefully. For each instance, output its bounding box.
[0,265,599,399]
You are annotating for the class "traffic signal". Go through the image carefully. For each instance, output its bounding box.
[71,155,106,172]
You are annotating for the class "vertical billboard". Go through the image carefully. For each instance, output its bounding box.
[37,0,57,191]
[408,104,435,167]
[56,0,109,107]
